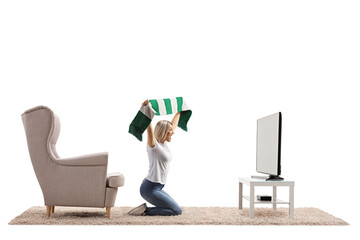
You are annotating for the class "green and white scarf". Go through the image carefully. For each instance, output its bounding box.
[129,97,192,141]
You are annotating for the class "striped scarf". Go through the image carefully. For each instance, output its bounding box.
[129,97,192,141]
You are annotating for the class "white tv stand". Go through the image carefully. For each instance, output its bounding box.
[238,177,295,219]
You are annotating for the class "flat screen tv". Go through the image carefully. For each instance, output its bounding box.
[255,112,283,181]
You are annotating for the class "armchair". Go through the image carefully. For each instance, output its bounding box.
[21,106,124,218]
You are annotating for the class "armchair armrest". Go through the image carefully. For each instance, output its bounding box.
[56,152,108,166]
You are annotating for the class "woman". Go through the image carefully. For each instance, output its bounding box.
[128,99,182,216]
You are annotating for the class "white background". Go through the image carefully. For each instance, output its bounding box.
[1,0,359,239]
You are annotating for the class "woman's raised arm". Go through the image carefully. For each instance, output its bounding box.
[171,112,181,131]
[142,100,156,147]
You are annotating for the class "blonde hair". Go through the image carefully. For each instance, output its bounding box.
[154,120,172,143]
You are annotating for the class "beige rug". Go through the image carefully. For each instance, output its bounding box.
[8,206,348,225]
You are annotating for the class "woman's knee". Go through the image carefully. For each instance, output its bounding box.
[173,207,182,215]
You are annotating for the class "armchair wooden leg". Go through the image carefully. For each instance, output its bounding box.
[106,207,111,218]
[46,206,52,217]
[51,206,55,213]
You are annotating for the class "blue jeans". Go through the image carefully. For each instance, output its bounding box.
[140,178,182,216]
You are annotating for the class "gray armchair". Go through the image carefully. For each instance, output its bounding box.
[21,106,124,218]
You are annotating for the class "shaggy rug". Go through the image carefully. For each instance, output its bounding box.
[8,206,348,225]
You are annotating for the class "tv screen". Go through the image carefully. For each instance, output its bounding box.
[256,112,283,181]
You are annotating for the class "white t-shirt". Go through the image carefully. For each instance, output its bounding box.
[145,140,172,184]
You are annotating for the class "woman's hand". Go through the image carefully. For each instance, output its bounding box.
[142,99,149,106]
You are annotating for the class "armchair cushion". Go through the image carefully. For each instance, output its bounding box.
[56,152,108,166]
[106,172,125,188]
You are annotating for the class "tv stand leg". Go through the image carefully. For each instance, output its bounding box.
[239,182,243,209]
[273,186,277,210]
[289,185,294,218]
[250,185,254,219]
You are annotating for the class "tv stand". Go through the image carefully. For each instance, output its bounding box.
[239,177,294,219]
